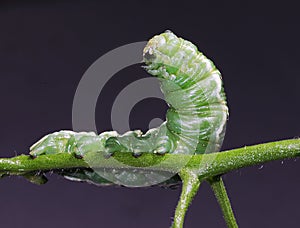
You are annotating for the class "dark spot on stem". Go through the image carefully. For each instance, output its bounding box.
[29,154,37,159]
[132,153,142,158]
[103,153,114,159]
[74,154,83,159]
[155,152,166,156]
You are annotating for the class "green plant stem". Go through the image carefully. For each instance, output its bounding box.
[171,169,201,228]
[0,139,299,228]
[208,176,238,228]
[0,139,299,179]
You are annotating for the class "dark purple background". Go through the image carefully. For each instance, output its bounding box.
[0,1,299,227]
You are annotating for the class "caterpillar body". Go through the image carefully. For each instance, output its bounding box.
[30,31,228,186]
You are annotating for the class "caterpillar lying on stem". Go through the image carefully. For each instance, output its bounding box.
[29,31,228,189]
[10,31,293,228]
[17,31,232,227]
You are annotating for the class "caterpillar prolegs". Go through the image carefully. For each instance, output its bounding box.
[30,31,228,186]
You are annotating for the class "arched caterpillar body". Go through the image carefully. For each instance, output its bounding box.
[29,31,228,186]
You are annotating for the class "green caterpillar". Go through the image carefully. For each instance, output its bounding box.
[29,31,228,186]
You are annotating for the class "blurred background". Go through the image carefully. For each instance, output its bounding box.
[0,0,299,227]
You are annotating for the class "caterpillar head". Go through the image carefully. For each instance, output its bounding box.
[143,30,177,76]
[143,30,197,83]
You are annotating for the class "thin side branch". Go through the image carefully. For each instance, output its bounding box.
[208,176,238,228]
[172,169,201,228]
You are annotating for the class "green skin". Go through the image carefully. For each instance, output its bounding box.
[29,31,228,186]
